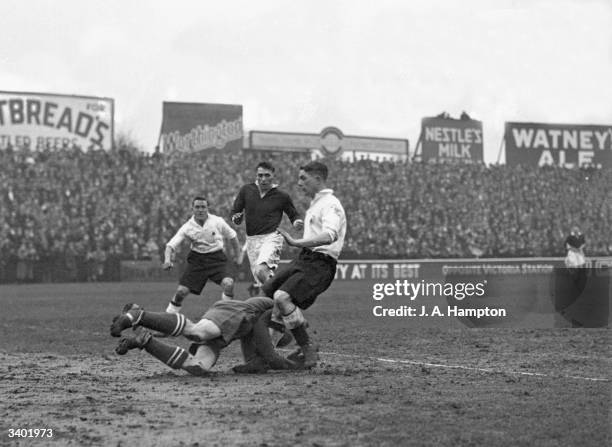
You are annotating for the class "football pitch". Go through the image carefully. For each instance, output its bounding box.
[1,281,610,446]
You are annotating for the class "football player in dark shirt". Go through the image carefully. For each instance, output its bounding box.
[110,297,301,374]
[564,225,586,269]
[231,161,303,296]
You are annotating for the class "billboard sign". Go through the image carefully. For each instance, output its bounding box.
[0,91,114,151]
[249,127,408,160]
[420,117,484,162]
[159,102,243,153]
[504,122,612,168]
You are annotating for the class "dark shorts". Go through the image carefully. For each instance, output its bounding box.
[261,248,337,309]
[198,297,274,345]
[180,250,234,295]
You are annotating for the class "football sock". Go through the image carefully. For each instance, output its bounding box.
[290,324,311,347]
[171,293,185,305]
[282,306,305,329]
[248,284,261,297]
[166,302,182,314]
[140,312,187,337]
[268,319,285,332]
[144,338,189,369]
[268,328,285,347]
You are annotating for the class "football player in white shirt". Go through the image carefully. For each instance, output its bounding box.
[162,197,241,314]
[262,161,347,368]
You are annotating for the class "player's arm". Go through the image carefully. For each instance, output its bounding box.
[228,236,241,263]
[231,186,246,225]
[163,245,175,270]
[163,227,186,269]
[279,202,343,248]
[284,194,303,230]
[220,219,241,263]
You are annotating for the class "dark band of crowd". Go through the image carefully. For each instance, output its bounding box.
[1,144,610,283]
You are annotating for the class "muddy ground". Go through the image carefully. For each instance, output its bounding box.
[1,282,610,446]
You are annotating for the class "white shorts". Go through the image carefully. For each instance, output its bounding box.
[565,250,586,268]
[246,232,284,285]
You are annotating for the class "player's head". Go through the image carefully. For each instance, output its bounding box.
[298,161,328,197]
[256,161,275,190]
[191,196,209,221]
[570,225,581,235]
[256,161,275,172]
[301,161,328,180]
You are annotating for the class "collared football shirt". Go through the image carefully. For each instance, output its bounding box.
[232,183,300,236]
[304,189,346,260]
[167,214,237,254]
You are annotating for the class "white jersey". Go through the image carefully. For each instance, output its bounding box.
[166,214,237,254]
[304,189,346,260]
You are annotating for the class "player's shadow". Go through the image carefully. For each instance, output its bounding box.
[552,266,610,327]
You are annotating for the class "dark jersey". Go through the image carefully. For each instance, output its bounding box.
[565,233,585,250]
[231,184,300,236]
[201,297,274,344]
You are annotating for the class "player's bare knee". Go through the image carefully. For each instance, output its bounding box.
[182,319,197,335]
[273,290,293,313]
[176,286,190,298]
[253,265,271,284]
[185,318,222,341]
[221,277,234,294]
[181,344,219,375]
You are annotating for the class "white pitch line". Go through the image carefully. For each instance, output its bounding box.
[4,324,610,382]
[318,350,611,382]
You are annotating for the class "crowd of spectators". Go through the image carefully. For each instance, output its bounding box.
[1,144,610,283]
